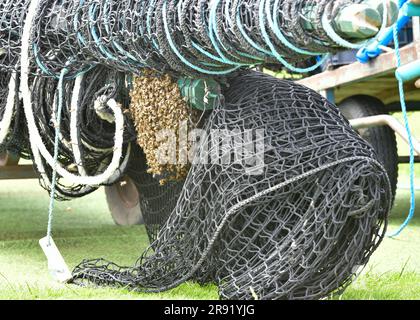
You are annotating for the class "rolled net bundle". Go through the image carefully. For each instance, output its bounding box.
[11,0,384,79]
[72,72,391,300]
[28,65,136,200]
[5,0,388,162]
[30,0,95,78]
[0,1,32,159]
[0,1,30,157]
[0,0,28,72]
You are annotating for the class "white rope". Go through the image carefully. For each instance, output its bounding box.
[0,72,17,144]
[70,74,87,176]
[82,140,113,153]
[69,86,131,184]
[21,0,126,187]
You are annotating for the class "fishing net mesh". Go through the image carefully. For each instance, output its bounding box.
[126,147,186,243]
[0,0,384,161]
[0,0,369,77]
[0,0,393,300]
[0,71,31,157]
[72,72,391,300]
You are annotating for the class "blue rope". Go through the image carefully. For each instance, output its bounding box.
[46,68,68,246]
[162,0,240,75]
[208,0,250,66]
[103,0,144,66]
[175,0,230,67]
[89,2,119,62]
[33,43,94,80]
[222,0,266,61]
[235,8,273,57]
[74,0,87,46]
[387,24,416,238]
[258,0,329,73]
[270,0,322,56]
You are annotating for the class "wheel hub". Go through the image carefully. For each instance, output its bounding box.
[115,176,140,209]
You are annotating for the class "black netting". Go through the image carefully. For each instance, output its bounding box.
[29,65,136,200]
[0,0,387,162]
[0,0,28,71]
[0,0,394,300]
[0,0,373,77]
[72,72,391,300]
[126,147,185,243]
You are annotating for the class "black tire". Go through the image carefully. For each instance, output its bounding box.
[105,176,144,226]
[339,95,398,202]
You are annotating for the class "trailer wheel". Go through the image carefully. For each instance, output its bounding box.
[105,176,144,226]
[0,152,19,167]
[339,95,398,202]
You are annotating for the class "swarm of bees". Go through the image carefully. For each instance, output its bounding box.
[129,71,200,185]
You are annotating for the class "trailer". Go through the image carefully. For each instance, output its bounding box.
[0,152,37,180]
[297,18,420,202]
[298,31,420,108]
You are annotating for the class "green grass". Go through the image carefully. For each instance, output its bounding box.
[0,180,218,300]
[340,272,420,300]
[393,112,420,157]
[0,177,419,300]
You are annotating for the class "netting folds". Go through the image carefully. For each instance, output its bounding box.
[0,0,393,300]
[0,0,373,78]
[126,148,186,243]
[72,72,392,300]
[0,71,31,158]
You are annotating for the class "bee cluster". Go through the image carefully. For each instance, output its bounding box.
[129,72,201,185]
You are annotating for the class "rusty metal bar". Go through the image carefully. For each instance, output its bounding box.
[0,152,37,180]
[0,165,38,180]
[350,114,420,155]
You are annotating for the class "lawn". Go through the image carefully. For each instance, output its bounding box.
[0,179,219,300]
[0,175,419,300]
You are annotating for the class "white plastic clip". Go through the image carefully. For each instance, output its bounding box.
[39,237,72,283]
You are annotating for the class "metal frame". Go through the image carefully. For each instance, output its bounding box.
[350,115,420,156]
[298,23,420,165]
[0,152,37,180]
[298,40,420,105]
